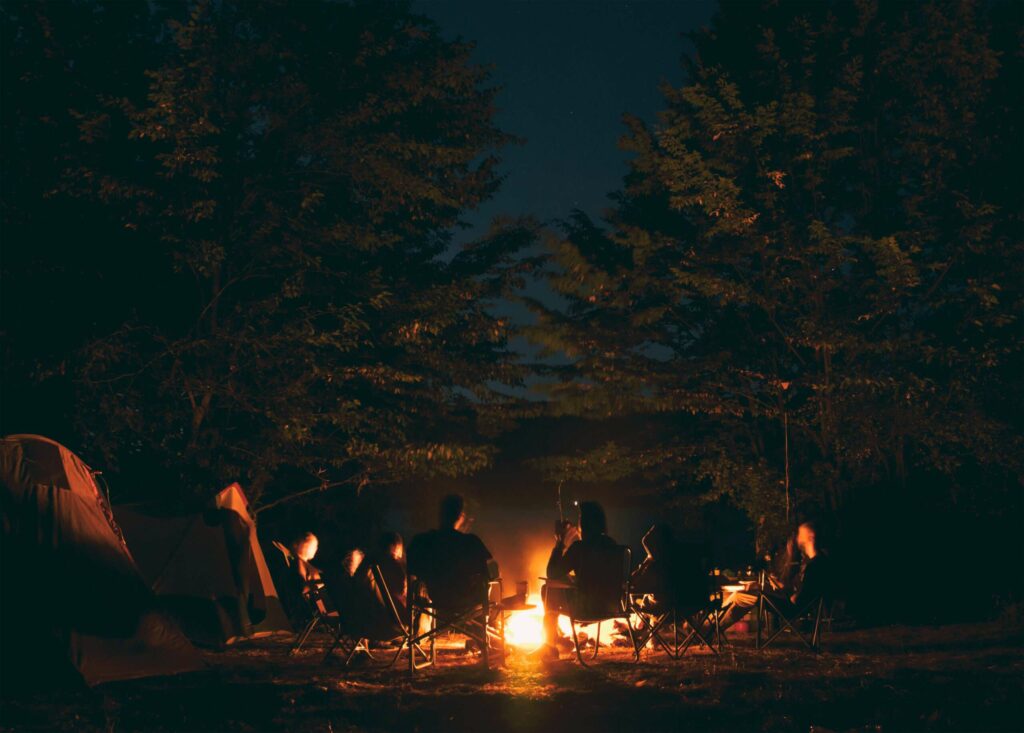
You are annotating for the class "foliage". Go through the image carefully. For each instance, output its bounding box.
[527,0,1023,544]
[1,0,533,507]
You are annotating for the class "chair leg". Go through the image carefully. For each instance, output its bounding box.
[756,594,764,650]
[569,618,589,667]
[811,600,823,652]
[322,628,344,663]
[592,621,601,659]
[623,614,640,663]
[498,606,506,666]
[430,615,437,665]
[344,639,361,666]
[291,615,320,655]
[715,609,727,652]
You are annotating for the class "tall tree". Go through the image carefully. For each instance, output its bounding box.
[3,0,531,508]
[528,0,1023,546]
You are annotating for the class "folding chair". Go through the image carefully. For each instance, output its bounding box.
[322,564,434,669]
[756,592,826,652]
[407,559,505,673]
[631,594,723,658]
[267,541,336,654]
[554,545,640,667]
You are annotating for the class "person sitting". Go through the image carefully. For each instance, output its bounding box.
[340,533,409,644]
[407,494,495,613]
[538,501,620,661]
[365,531,408,616]
[631,523,675,612]
[290,532,323,594]
[720,520,832,629]
[630,524,705,614]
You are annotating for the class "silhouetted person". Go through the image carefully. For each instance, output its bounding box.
[367,531,407,614]
[630,523,705,613]
[290,532,322,591]
[720,521,833,629]
[346,532,408,642]
[539,501,619,660]
[407,494,494,612]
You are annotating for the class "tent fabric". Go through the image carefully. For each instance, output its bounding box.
[115,483,291,647]
[0,434,203,687]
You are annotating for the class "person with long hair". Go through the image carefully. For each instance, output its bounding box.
[538,501,620,661]
[290,532,323,590]
[719,521,833,629]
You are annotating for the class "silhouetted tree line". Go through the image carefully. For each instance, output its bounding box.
[2,0,535,510]
[1,0,1020,618]
[525,0,1022,619]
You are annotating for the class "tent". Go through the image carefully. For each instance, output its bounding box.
[0,434,203,687]
[116,483,292,647]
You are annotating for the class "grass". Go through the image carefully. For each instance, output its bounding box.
[2,623,1021,732]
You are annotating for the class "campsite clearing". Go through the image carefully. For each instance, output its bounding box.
[2,623,1020,732]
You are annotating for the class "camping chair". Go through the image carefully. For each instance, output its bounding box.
[321,564,434,669]
[268,541,366,657]
[630,593,723,659]
[548,545,640,667]
[755,590,827,652]
[407,559,505,673]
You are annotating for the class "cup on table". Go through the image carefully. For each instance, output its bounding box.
[516,580,528,602]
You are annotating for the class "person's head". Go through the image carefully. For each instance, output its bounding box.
[439,493,467,531]
[291,532,319,562]
[796,521,818,556]
[343,548,365,577]
[578,501,607,540]
[641,523,674,560]
[378,531,404,561]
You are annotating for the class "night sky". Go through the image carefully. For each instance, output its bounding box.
[413,1,717,243]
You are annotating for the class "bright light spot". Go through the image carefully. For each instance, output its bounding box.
[505,593,546,652]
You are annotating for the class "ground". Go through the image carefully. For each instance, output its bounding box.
[2,624,1021,733]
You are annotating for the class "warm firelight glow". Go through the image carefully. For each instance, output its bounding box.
[505,591,590,652]
[505,593,547,652]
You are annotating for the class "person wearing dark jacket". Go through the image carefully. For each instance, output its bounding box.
[538,501,619,661]
[631,524,707,615]
[720,521,833,629]
[407,494,494,612]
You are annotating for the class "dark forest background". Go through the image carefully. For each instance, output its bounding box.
[2,0,1021,625]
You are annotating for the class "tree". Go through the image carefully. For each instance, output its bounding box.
[3,0,532,508]
[527,0,1023,547]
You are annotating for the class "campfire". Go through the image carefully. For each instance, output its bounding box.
[503,589,634,654]
[504,593,547,652]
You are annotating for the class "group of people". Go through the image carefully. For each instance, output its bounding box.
[286,493,833,661]
[286,494,493,639]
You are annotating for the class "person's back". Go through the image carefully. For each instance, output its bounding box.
[373,532,407,611]
[667,540,710,611]
[408,495,492,611]
[794,549,832,607]
[633,527,708,613]
[550,502,623,617]
[565,534,622,616]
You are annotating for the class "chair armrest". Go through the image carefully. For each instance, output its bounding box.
[540,577,575,590]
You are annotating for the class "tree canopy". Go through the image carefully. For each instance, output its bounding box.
[527,0,1023,545]
[1,0,532,508]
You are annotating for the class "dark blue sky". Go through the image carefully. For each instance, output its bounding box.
[414,0,717,241]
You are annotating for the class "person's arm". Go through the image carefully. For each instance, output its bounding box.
[546,543,567,578]
[551,540,582,580]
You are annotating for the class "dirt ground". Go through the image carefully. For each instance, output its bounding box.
[2,623,1021,733]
